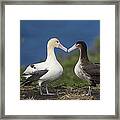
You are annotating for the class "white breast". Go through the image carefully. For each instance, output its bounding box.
[74,62,90,80]
[40,61,63,81]
[74,62,84,79]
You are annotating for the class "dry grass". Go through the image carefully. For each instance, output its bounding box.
[20,85,100,100]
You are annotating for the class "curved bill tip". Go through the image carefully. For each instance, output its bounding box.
[68,44,77,52]
[59,43,68,52]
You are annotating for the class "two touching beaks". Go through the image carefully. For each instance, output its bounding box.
[49,37,83,53]
[60,42,78,53]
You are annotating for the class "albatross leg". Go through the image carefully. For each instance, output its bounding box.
[38,81,44,95]
[45,84,55,95]
[86,86,92,96]
[82,86,92,96]
[39,86,43,95]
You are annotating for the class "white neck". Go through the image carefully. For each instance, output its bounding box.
[46,45,57,62]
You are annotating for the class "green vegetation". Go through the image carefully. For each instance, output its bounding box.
[20,37,100,90]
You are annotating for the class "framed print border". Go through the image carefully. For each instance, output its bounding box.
[0,0,119,119]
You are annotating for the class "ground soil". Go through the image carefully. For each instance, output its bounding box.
[20,85,100,100]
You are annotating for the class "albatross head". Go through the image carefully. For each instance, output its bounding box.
[47,38,67,52]
[68,41,87,52]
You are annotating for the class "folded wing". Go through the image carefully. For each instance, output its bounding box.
[83,63,100,86]
[21,69,48,86]
[83,63,100,76]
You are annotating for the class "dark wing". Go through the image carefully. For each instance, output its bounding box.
[21,70,48,86]
[83,63,100,85]
[83,63,100,76]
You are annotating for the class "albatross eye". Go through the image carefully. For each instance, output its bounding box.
[30,64,34,68]
[76,43,80,46]
[56,41,59,43]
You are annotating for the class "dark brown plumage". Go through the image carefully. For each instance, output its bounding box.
[82,63,100,87]
[68,41,100,95]
[76,41,100,86]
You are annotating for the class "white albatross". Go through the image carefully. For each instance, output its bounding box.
[21,37,67,95]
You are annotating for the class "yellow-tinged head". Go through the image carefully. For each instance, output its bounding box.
[47,37,67,52]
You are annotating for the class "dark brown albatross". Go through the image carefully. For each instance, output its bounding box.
[68,41,100,96]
